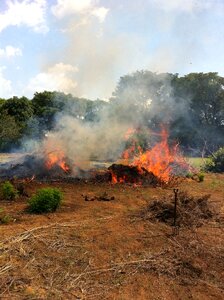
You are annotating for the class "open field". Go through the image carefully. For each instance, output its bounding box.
[186,157,211,170]
[0,154,25,164]
[0,173,223,299]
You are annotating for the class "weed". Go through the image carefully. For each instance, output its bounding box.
[205,147,224,173]
[197,173,205,182]
[186,173,193,179]
[1,214,13,224]
[28,187,63,213]
[1,181,18,200]
[0,207,14,224]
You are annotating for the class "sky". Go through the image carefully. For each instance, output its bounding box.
[0,0,223,100]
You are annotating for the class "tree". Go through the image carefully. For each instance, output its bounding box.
[1,96,33,125]
[172,73,224,152]
[173,72,224,127]
[0,113,21,151]
[110,71,176,127]
[0,98,6,107]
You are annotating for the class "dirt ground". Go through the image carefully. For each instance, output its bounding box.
[0,173,223,299]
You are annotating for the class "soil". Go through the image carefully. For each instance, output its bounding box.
[0,173,223,299]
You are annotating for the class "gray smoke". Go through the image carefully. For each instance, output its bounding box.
[34,71,182,177]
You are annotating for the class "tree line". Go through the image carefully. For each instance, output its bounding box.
[0,71,223,155]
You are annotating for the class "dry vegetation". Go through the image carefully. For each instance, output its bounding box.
[0,174,223,299]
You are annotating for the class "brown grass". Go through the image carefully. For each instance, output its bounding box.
[0,174,223,299]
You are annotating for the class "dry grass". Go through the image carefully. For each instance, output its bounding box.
[140,191,216,228]
[0,175,223,299]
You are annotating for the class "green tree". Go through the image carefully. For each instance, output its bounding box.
[172,72,224,152]
[31,91,71,132]
[0,113,21,150]
[173,72,224,127]
[1,96,33,125]
[0,98,6,108]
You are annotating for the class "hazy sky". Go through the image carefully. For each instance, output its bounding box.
[0,0,223,100]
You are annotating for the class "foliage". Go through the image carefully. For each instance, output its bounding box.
[0,113,21,150]
[0,207,13,224]
[186,172,194,179]
[1,96,33,124]
[28,188,63,213]
[197,173,205,182]
[0,98,5,107]
[205,147,224,173]
[0,214,13,224]
[1,181,18,200]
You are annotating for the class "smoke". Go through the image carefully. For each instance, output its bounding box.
[39,100,141,174]
[33,71,181,176]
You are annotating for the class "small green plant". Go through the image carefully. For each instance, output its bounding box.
[186,172,193,179]
[0,208,13,224]
[28,187,63,213]
[197,172,205,182]
[1,214,13,224]
[1,181,17,200]
[205,147,224,173]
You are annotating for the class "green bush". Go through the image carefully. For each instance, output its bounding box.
[28,187,63,213]
[0,207,13,224]
[1,214,13,224]
[197,172,205,182]
[205,147,224,173]
[186,172,194,179]
[1,181,17,200]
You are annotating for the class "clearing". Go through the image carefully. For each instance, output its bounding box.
[0,173,223,299]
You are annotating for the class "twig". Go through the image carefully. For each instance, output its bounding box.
[0,216,115,249]
[0,264,14,275]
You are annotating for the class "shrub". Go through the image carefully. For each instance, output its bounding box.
[0,208,13,224]
[28,187,63,213]
[1,214,13,224]
[205,147,224,173]
[1,181,17,200]
[197,172,205,182]
[186,172,193,179]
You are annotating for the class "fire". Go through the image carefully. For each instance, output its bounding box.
[111,172,127,183]
[122,143,136,159]
[112,126,189,184]
[45,150,70,173]
[132,128,187,183]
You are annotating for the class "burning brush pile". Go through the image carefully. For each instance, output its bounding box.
[109,128,190,185]
[0,128,191,186]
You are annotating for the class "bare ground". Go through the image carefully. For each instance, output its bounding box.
[0,173,223,299]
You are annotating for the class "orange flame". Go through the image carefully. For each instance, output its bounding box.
[132,128,187,182]
[45,150,70,173]
[122,143,136,159]
[118,127,188,184]
[111,172,127,183]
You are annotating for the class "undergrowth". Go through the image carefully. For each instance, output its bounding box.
[28,187,63,214]
[0,181,18,200]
